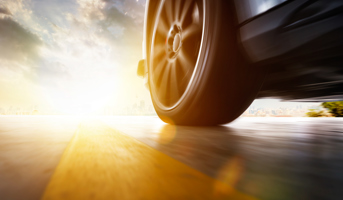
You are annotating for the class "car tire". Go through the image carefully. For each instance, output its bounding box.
[148,0,264,125]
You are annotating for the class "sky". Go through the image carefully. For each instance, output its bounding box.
[0,0,318,115]
[0,0,150,114]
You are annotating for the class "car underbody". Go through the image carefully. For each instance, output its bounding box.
[238,0,343,101]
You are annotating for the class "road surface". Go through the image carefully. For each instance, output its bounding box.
[0,116,343,200]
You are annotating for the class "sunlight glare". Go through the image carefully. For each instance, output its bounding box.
[44,80,115,115]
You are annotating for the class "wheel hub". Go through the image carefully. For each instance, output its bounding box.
[166,25,182,59]
[173,33,181,52]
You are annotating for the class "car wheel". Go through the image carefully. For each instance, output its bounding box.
[148,0,264,125]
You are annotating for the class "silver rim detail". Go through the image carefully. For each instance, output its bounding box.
[150,0,205,109]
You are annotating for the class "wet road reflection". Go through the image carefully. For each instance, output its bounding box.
[104,117,343,200]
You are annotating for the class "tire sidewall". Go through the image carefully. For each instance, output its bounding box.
[149,0,260,125]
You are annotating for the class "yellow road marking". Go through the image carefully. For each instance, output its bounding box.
[42,121,256,200]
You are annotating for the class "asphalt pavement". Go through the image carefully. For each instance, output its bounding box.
[1,116,343,200]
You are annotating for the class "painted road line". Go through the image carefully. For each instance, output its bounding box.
[42,121,256,200]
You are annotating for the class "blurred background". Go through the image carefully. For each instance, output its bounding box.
[0,0,152,115]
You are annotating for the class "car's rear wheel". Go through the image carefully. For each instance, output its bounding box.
[148,0,263,125]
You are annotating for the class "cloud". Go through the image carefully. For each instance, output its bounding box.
[0,17,42,70]
[0,0,47,82]
[0,0,146,79]
[44,0,147,76]
[0,0,151,109]
[0,6,12,15]
[1,0,34,23]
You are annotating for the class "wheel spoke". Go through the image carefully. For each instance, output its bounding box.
[182,24,201,41]
[158,62,171,101]
[157,17,170,36]
[178,49,194,82]
[154,43,166,59]
[169,62,181,102]
[174,0,182,22]
[153,58,167,83]
[178,48,194,72]
[180,0,193,25]
[191,3,200,24]
[164,0,174,26]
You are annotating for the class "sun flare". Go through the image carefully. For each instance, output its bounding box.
[44,80,115,115]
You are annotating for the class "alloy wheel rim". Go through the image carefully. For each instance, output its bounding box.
[150,0,204,109]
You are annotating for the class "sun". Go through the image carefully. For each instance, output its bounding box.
[43,80,115,115]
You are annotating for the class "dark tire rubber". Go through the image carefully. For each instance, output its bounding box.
[148,0,264,125]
